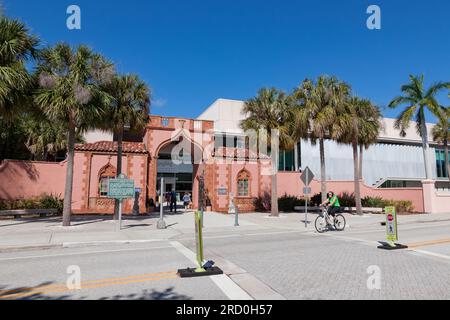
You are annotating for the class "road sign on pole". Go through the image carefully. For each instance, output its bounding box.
[108,175,135,231]
[300,166,315,186]
[157,177,167,229]
[300,167,315,228]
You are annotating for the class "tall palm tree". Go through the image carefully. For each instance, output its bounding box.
[389,75,450,180]
[102,74,150,219]
[0,16,38,119]
[241,88,295,217]
[337,97,381,215]
[293,76,351,202]
[35,44,114,226]
[432,107,450,181]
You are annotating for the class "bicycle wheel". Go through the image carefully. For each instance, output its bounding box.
[334,214,346,231]
[315,216,328,233]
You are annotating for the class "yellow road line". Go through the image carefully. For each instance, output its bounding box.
[407,238,450,249]
[0,271,178,299]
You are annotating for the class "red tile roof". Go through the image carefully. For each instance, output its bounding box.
[212,147,270,160]
[75,141,147,154]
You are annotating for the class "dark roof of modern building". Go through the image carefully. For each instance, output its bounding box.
[75,141,147,154]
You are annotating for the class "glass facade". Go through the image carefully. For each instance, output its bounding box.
[436,150,449,178]
[278,149,296,172]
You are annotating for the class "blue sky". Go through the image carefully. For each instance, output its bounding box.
[2,0,449,121]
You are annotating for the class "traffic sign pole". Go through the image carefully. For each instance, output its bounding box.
[305,170,308,228]
[117,200,123,231]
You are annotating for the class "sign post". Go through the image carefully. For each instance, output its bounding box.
[378,206,408,250]
[108,174,135,231]
[300,167,314,228]
[157,178,167,229]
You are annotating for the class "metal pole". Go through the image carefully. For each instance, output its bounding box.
[305,170,308,228]
[157,177,167,229]
[117,200,122,231]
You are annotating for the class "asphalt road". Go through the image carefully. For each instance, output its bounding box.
[0,217,449,300]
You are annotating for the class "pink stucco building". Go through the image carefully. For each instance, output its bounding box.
[1,99,449,214]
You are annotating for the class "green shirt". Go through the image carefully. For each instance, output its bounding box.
[329,195,340,207]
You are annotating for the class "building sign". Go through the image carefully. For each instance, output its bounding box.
[385,206,398,243]
[108,177,135,200]
[217,187,228,196]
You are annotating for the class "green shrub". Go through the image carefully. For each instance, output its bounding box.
[384,200,414,213]
[310,193,322,206]
[254,193,271,212]
[338,192,355,207]
[362,196,386,208]
[278,194,306,212]
[0,194,63,214]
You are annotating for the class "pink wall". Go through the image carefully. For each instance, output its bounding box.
[277,172,425,213]
[423,180,450,214]
[0,160,66,200]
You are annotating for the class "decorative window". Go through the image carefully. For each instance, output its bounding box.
[237,169,251,197]
[161,118,170,127]
[98,164,116,197]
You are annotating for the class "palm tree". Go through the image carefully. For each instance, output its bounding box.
[35,44,114,226]
[0,16,38,119]
[241,88,295,217]
[102,74,150,219]
[293,76,351,202]
[432,107,450,181]
[337,97,381,215]
[389,75,450,180]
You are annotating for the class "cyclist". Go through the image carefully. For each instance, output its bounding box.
[321,191,342,223]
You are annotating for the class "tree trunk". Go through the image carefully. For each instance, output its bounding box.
[420,118,433,180]
[359,144,364,180]
[270,130,279,217]
[319,138,327,203]
[62,122,76,227]
[114,127,124,220]
[353,140,363,216]
[445,139,450,182]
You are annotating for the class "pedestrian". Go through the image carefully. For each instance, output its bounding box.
[170,189,177,213]
[183,193,191,211]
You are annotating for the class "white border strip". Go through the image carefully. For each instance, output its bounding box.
[170,241,253,300]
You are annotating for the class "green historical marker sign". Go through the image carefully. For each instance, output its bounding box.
[108,177,135,200]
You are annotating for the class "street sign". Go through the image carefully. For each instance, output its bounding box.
[385,206,398,243]
[303,187,312,195]
[300,167,315,186]
[108,177,135,200]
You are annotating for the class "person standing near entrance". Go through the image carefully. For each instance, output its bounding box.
[183,193,191,211]
[170,189,177,213]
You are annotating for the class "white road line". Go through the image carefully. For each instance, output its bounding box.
[169,241,253,300]
[0,246,173,261]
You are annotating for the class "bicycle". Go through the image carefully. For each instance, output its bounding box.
[314,205,346,233]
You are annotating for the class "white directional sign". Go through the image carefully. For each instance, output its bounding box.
[300,167,315,186]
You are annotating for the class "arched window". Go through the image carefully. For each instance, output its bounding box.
[98,164,116,197]
[237,169,251,197]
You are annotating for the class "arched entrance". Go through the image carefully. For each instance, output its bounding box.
[154,136,204,210]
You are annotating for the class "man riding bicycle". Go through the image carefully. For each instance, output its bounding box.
[321,192,342,222]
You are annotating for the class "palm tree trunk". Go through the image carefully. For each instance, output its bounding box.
[62,122,76,227]
[359,144,364,180]
[353,140,363,215]
[270,131,279,217]
[114,127,124,220]
[445,139,450,182]
[319,138,327,203]
[420,119,433,180]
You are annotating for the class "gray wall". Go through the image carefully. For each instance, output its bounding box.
[300,140,437,186]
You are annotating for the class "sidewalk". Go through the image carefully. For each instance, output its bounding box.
[0,210,449,251]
